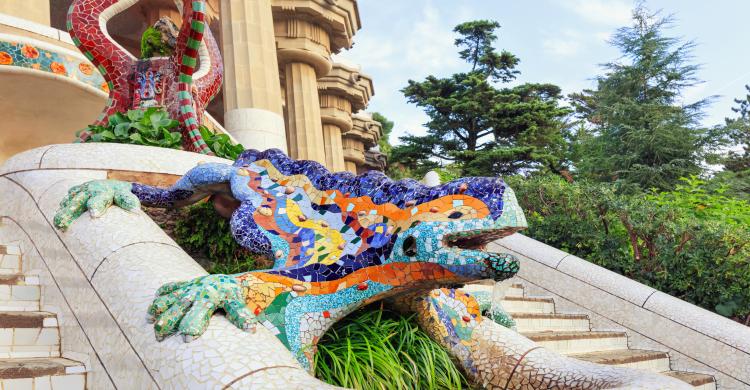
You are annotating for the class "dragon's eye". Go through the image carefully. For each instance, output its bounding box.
[403,236,417,257]
[448,211,463,219]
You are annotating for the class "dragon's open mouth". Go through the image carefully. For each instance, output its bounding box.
[443,227,524,250]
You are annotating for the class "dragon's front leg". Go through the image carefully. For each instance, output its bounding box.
[148,269,382,371]
[53,162,235,230]
[148,273,257,341]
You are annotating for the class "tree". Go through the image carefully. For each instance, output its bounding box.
[711,85,750,199]
[390,20,571,178]
[371,112,394,156]
[725,85,750,173]
[570,5,718,191]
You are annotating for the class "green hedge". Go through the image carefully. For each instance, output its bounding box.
[172,202,270,274]
[506,175,750,320]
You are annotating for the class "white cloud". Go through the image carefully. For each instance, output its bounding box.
[404,3,463,73]
[337,38,397,70]
[543,30,584,57]
[562,0,632,27]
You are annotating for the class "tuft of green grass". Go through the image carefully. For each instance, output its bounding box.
[314,304,470,390]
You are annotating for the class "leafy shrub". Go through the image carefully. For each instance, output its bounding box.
[199,126,245,160]
[173,202,270,274]
[79,108,245,159]
[315,305,469,390]
[507,174,750,320]
[79,108,182,149]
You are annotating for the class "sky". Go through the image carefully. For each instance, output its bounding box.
[338,0,750,143]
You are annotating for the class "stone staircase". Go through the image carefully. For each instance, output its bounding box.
[500,282,717,389]
[0,244,87,389]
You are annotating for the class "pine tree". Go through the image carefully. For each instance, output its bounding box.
[570,5,716,191]
[390,20,571,178]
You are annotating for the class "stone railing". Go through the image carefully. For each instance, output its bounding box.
[489,234,750,389]
[0,143,338,389]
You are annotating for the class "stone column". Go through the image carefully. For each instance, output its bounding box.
[220,0,287,152]
[283,60,327,163]
[343,112,382,174]
[322,124,346,171]
[342,137,365,174]
[0,0,50,25]
[272,0,360,163]
[317,61,374,171]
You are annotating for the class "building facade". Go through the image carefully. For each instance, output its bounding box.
[0,0,384,174]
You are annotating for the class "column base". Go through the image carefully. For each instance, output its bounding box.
[224,108,287,153]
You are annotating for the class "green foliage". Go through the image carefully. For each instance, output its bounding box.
[569,5,720,191]
[315,305,469,390]
[79,108,182,149]
[392,20,571,178]
[647,176,750,227]
[453,20,519,81]
[715,85,750,199]
[199,126,245,160]
[508,174,750,319]
[173,202,265,274]
[140,26,173,59]
[372,112,394,157]
[79,108,245,158]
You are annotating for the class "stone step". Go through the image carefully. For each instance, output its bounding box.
[0,246,22,274]
[570,349,671,372]
[512,313,590,332]
[502,296,555,314]
[522,330,628,354]
[505,283,525,298]
[0,357,86,389]
[0,312,59,358]
[0,274,40,311]
[663,371,716,390]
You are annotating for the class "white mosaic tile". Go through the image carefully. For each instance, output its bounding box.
[0,145,53,176]
[39,143,231,176]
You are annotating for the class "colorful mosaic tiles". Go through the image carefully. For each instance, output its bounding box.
[0,39,105,91]
[394,287,692,389]
[67,0,223,153]
[54,148,526,370]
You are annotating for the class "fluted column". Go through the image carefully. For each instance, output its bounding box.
[344,112,382,174]
[342,137,365,174]
[323,124,346,171]
[284,62,327,163]
[220,0,287,151]
[272,0,359,162]
[0,1,49,25]
[317,61,373,171]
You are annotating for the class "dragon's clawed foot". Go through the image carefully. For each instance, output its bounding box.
[148,274,257,342]
[53,180,139,230]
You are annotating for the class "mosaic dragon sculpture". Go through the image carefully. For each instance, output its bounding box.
[54,149,525,371]
[67,0,222,154]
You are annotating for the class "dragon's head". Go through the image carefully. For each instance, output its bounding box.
[384,176,526,283]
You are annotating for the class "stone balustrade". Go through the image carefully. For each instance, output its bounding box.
[489,233,750,389]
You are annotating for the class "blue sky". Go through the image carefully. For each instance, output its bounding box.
[339,0,750,143]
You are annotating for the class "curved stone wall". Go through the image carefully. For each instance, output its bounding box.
[489,234,750,389]
[0,144,338,389]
